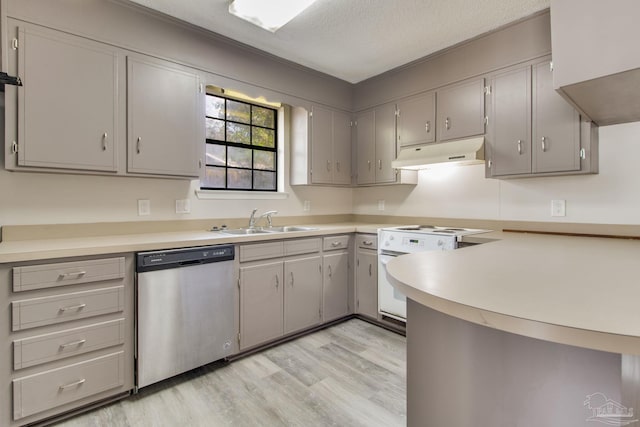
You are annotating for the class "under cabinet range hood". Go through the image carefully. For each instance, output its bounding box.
[391,137,485,170]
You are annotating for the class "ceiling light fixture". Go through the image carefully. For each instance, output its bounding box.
[228,0,318,33]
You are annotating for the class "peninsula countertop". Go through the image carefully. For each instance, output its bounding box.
[386,231,640,355]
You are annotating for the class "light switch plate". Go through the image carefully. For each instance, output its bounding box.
[303,200,311,211]
[551,199,566,217]
[138,199,151,216]
[175,199,191,214]
[378,200,385,211]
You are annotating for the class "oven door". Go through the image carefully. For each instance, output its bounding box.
[378,253,407,321]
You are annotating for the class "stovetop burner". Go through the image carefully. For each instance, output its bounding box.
[383,225,492,237]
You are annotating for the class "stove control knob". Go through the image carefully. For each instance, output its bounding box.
[389,236,394,241]
[437,240,444,247]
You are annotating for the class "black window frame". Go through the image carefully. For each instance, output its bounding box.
[202,94,278,192]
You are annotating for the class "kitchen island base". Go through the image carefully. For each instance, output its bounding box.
[407,300,636,427]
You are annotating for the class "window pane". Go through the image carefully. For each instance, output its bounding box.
[206,118,225,141]
[206,144,226,166]
[203,166,225,188]
[228,169,252,189]
[253,150,275,171]
[252,106,275,128]
[227,122,250,144]
[206,96,225,119]
[253,127,275,148]
[254,171,276,190]
[228,146,252,168]
[227,100,250,124]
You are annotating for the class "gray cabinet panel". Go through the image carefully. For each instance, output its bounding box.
[437,78,485,141]
[127,56,201,177]
[322,251,349,322]
[310,105,333,184]
[17,25,118,172]
[284,256,322,334]
[239,261,284,350]
[332,110,352,185]
[488,67,531,176]
[374,103,397,183]
[355,110,376,185]
[397,92,436,147]
[356,249,378,320]
[532,61,580,174]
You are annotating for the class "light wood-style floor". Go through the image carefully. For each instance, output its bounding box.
[53,319,406,427]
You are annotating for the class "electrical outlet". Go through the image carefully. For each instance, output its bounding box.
[175,199,191,214]
[138,199,151,216]
[551,199,566,217]
[303,200,311,211]
[378,200,385,211]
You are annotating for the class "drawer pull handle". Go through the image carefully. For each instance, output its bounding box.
[59,303,87,312]
[60,339,87,349]
[290,272,294,287]
[362,241,373,246]
[59,271,87,279]
[328,265,332,278]
[331,242,342,247]
[59,378,86,390]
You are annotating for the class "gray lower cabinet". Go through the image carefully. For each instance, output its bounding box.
[355,247,378,320]
[436,78,485,142]
[322,235,351,322]
[10,22,119,172]
[397,91,436,147]
[283,256,323,334]
[239,261,284,351]
[486,58,598,178]
[1,255,135,427]
[127,55,202,177]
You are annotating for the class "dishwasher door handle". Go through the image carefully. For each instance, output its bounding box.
[178,259,203,267]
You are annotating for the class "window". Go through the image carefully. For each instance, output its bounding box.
[202,94,278,191]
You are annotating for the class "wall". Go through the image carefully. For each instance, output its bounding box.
[353,121,640,225]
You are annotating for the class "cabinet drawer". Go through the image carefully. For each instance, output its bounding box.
[13,351,125,420]
[239,241,284,262]
[13,257,125,292]
[14,319,125,370]
[323,235,350,251]
[12,286,125,331]
[284,238,321,256]
[356,234,378,250]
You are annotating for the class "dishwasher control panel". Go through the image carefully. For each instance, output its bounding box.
[137,244,235,272]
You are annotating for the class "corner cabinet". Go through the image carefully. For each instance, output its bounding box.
[9,23,119,172]
[127,56,203,178]
[290,105,352,186]
[486,59,598,178]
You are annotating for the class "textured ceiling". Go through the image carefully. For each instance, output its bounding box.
[127,0,550,83]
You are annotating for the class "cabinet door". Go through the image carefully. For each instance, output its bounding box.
[397,92,436,147]
[127,56,201,177]
[488,67,532,176]
[310,105,333,184]
[17,25,118,171]
[284,256,322,334]
[532,61,581,174]
[355,110,376,185]
[437,78,485,142]
[239,261,283,350]
[322,252,349,322]
[356,249,378,319]
[332,111,352,185]
[374,102,397,183]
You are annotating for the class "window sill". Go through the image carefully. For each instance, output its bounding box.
[195,190,289,200]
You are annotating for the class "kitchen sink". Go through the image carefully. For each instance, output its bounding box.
[219,228,272,235]
[218,226,318,235]
[263,226,319,232]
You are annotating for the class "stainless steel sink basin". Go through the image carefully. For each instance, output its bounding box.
[219,228,271,235]
[263,226,319,232]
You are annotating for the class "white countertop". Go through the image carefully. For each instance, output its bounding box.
[386,231,640,355]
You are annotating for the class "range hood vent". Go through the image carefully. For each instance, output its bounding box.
[391,137,485,170]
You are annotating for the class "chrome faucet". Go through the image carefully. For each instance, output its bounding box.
[259,210,278,228]
[248,208,259,229]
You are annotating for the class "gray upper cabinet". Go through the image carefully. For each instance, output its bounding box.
[332,111,353,185]
[532,60,580,174]
[309,105,333,184]
[127,56,202,178]
[283,256,322,334]
[374,102,398,183]
[396,91,436,147]
[355,110,376,185]
[436,78,485,142]
[15,24,119,172]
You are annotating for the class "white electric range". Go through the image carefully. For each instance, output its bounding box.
[377,225,491,321]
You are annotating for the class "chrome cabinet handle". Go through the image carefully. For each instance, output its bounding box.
[328,265,332,278]
[368,264,372,276]
[102,132,108,151]
[580,148,586,159]
[541,136,547,152]
[275,274,279,289]
[445,117,450,130]
[59,379,85,390]
[331,241,341,247]
[362,240,373,246]
[517,140,523,155]
[367,160,371,171]
[336,161,340,172]
[426,121,430,133]
[59,271,86,279]
[136,137,142,154]
[290,271,294,287]
[60,339,86,349]
[326,160,331,171]
[59,303,86,312]
[378,159,382,170]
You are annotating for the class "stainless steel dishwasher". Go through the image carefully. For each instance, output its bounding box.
[136,244,236,388]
